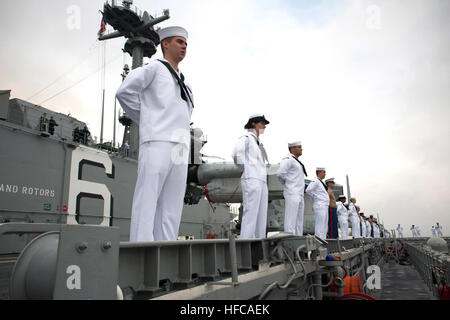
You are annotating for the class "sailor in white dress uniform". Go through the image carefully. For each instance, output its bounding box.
[365,218,372,238]
[336,195,349,239]
[348,198,361,238]
[431,226,437,237]
[411,225,418,237]
[359,212,367,238]
[397,224,404,238]
[305,167,330,239]
[373,220,380,238]
[116,26,194,242]
[436,223,443,237]
[277,141,307,236]
[232,114,270,239]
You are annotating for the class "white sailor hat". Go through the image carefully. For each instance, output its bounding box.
[325,178,335,184]
[338,195,346,199]
[350,197,356,201]
[244,114,270,129]
[288,141,302,148]
[158,26,188,41]
[316,167,326,171]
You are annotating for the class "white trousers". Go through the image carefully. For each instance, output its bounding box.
[350,215,360,238]
[338,215,349,239]
[361,224,366,238]
[437,230,443,237]
[241,178,268,239]
[313,203,329,239]
[130,141,188,242]
[284,195,305,236]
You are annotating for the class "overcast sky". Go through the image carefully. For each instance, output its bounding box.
[1,0,449,236]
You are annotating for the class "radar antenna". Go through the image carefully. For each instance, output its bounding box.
[98,0,170,159]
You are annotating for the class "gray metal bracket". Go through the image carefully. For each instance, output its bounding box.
[9,224,120,300]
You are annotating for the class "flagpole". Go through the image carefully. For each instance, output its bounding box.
[100,41,106,144]
[346,175,351,205]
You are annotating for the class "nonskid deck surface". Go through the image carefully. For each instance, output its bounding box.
[372,261,437,300]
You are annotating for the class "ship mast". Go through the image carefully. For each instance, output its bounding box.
[98,0,170,159]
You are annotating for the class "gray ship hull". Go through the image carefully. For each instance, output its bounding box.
[0,118,232,254]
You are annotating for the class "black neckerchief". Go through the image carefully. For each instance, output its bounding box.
[158,59,194,108]
[319,178,327,191]
[291,155,307,177]
[249,133,260,145]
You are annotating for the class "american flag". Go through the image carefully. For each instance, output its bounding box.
[97,18,106,37]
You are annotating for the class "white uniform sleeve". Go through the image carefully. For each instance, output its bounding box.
[116,64,157,124]
[338,204,349,216]
[305,180,316,201]
[277,159,290,185]
[232,137,246,172]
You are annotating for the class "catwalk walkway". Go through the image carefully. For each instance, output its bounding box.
[372,261,437,300]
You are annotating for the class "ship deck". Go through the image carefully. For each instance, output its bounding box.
[1,236,448,300]
[372,260,437,300]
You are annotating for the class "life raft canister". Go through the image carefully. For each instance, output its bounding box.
[343,271,363,294]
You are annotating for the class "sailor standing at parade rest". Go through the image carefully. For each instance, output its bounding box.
[372,220,380,238]
[232,114,270,239]
[410,225,418,237]
[356,206,362,237]
[359,212,367,238]
[397,224,404,238]
[348,198,361,238]
[436,223,443,237]
[116,26,194,242]
[431,226,437,237]
[371,220,377,238]
[305,167,330,239]
[277,141,307,236]
[365,217,372,238]
[336,195,349,239]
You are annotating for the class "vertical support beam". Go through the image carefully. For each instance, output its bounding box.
[229,234,238,283]
[100,89,105,144]
[113,98,117,148]
[203,244,218,278]
[131,45,144,70]
[346,175,351,202]
[178,245,192,283]
[127,44,144,159]
[360,251,367,293]
[312,274,322,300]
[240,242,252,270]
[144,247,160,289]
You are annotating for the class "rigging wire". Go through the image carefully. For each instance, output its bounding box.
[38,52,122,105]
[27,42,103,101]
